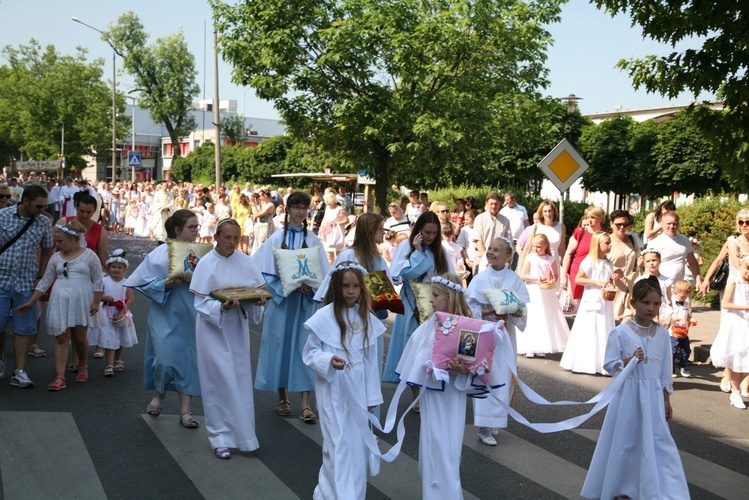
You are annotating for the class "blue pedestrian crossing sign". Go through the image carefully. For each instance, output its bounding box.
[127,151,142,168]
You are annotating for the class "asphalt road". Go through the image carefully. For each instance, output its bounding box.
[0,233,747,499]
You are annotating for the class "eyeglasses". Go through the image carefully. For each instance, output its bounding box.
[63,262,68,278]
[0,194,10,199]
[739,220,749,226]
[438,210,449,214]
[187,224,201,231]
[613,223,631,229]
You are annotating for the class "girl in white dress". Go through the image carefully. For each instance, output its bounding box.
[465,237,529,446]
[711,257,749,409]
[303,262,385,500]
[581,279,689,499]
[397,274,490,500]
[18,220,103,390]
[635,249,673,323]
[96,251,137,377]
[517,234,569,357]
[560,231,619,375]
[199,203,219,244]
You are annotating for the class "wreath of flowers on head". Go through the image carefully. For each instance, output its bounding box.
[55,224,82,237]
[640,247,661,257]
[106,249,129,268]
[430,275,467,295]
[329,261,368,278]
[497,236,515,257]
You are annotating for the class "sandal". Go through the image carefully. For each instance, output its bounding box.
[48,376,67,391]
[276,398,292,416]
[180,412,200,429]
[67,363,79,373]
[104,365,114,377]
[93,349,104,359]
[113,360,125,372]
[75,365,88,383]
[27,344,47,357]
[300,406,318,424]
[147,404,162,418]
[214,447,231,460]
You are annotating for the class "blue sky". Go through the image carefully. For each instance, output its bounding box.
[0,0,714,119]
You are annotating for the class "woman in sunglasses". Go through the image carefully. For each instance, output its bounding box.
[17,220,104,391]
[607,210,640,322]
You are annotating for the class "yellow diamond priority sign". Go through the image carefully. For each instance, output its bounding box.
[537,139,589,193]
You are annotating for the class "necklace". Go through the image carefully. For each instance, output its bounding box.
[629,318,654,364]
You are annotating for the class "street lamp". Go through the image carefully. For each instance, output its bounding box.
[72,16,118,182]
[563,93,582,116]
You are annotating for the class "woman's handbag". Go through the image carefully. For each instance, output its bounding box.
[709,256,729,291]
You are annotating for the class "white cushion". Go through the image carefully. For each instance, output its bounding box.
[273,245,324,296]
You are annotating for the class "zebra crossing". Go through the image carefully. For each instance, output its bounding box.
[2,407,747,499]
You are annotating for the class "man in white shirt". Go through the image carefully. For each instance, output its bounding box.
[59,177,80,218]
[383,202,411,234]
[649,211,701,287]
[241,182,254,198]
[473,192,512,268]
[8,178,23,204]
[499,192,529,242]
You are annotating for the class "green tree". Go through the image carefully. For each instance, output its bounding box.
[0,41,128,169]
[220,115,246,143]
[593,0,749,189]
[211,0,564,212]
[106,12,199,159]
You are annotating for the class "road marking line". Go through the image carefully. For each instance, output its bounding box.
[0,411,106,499]
[142,415,298,500]
[286,418,480,500]
[574,428,749,499]
[463,427,586,499]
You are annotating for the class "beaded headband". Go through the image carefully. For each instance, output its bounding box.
[640,247,661,257]
[430,276,467,295]
[54,224,82,237]
[329,261,368,277]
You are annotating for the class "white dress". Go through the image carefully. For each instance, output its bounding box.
[89,276,137,349]
[303,304,385,500]
[560,257,614,375]
[133,201,150,238]
[711,277,749,372]
[465,266,529,429]
[36,249,104,336]
[517,253,569,355]
[534,222,564,262]
[200,211,218,240]
[190,249,266,452]
[396,315,501,500]
[581,323,688,499]
[320,206,346,253]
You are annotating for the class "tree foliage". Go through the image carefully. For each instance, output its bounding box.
[106,12,200,158]
[211,0,564,212]
[593,0,749,189]
[579,115,638,197]
[0,41,128,170]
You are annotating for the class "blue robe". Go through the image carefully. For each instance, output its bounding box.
[382,244,453,383]
[251,225,330,392]
[124,244,200,396]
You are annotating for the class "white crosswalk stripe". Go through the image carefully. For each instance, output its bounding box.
[574,429,749,499]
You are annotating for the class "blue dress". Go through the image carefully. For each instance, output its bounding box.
[124,244,201,396]
[383,244,451,383]
[252,225,330,392]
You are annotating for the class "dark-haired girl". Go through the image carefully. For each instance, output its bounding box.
[252,191,330,422]
[383,211,454,385]
[124,209,202,428]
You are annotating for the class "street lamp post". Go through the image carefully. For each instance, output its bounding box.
[72,16,118,182]
[60,121,65,179]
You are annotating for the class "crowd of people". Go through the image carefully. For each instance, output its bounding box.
[1,172,746,499]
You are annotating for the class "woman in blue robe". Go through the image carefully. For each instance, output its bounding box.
[124,209,202,429]
[383,212,454,389]
[251,192,330,423]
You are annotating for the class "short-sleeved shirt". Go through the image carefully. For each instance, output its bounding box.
[472,211,511,254]
[499,204,529,240]
[0,205,54,291]
[649,233,692,283]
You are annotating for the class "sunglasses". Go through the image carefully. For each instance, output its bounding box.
[613,223,631,229]
[34,204,45,210]
[739,220,749,226]
[438,210,449,213]
[0,194,10,199]
[63,262,68,278]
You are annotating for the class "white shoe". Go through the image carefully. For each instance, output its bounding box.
[741,391,749,398]
[478,428,497,446]
[730,393,747,409]
[10,369,34,388]
[525,353,534,358]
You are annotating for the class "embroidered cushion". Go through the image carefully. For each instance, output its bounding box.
[410,281,434,323]
[482,289,527,317]
[432,311,495,385]
[167,240,214,283]
[365,270,404,314]
[210,287,272,303]
[273,246,324,297]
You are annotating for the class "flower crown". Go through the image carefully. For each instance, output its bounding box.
[106,249,129,268]
[55,224,82,237]
[430,276,467,295]
[640,247,661,257]
[329,261,368,278]
[497,236,515,257]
